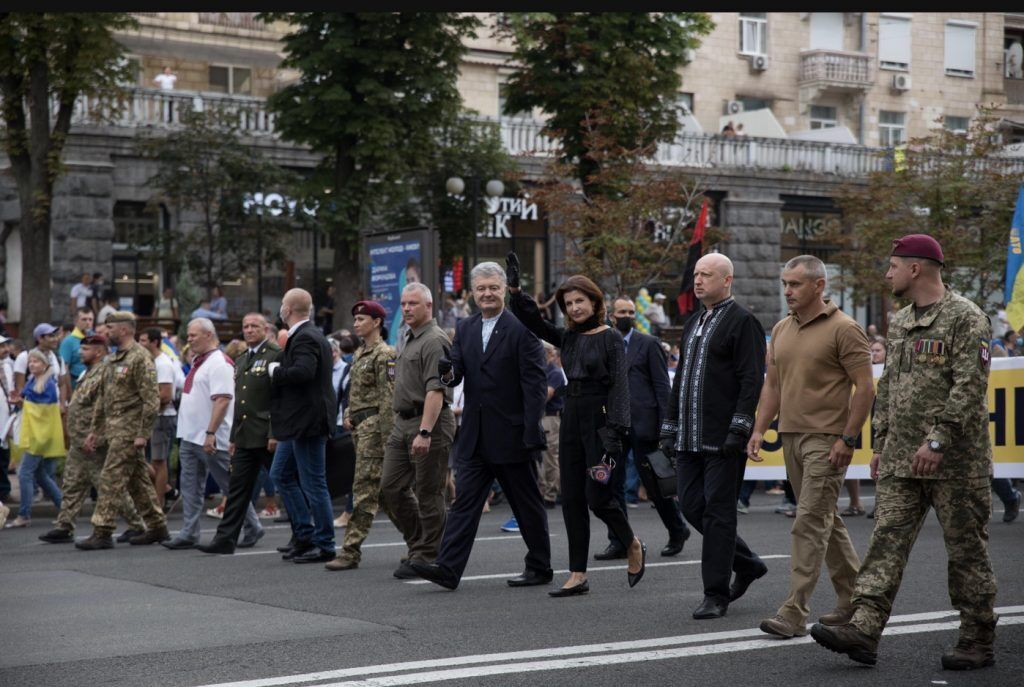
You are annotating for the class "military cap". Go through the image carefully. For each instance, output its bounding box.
[352,300,387,321]
[891,233,944,266]
[104,311,136,324]
[81,334,108,346]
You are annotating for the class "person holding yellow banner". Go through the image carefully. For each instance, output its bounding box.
[810,234,998,671]
[747,255,873,640]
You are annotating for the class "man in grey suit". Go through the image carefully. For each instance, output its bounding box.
[596,297,691,560]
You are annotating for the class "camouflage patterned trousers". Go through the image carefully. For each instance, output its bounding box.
[339,451,387,563]
[56,446,144,533]
[90,438,167,536]
[851,475,997,645]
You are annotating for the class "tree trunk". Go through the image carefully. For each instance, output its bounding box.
[330,141,361,329]
[18,183,54,331]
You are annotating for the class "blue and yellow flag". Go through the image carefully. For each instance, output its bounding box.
[1006,184,1024,332]
[18,377,65,458]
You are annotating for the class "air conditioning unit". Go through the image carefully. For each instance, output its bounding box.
[892,73,911,91]
[725,100,744,115]
[751,54,770,72]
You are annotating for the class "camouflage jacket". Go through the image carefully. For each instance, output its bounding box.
[67,361,108,448]
[91,342,160,441]
[344,338,396,442]
[874,289,992,479]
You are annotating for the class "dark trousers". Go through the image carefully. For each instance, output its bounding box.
[561,393,634,572]
[991,477,1018,506]
[677,450,766,604]
[436,455,551,579]
[213,445,274,546]
[607,434,690,547]
[0,445,10,501]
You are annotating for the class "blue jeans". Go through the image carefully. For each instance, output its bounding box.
[270,436,335,552]
[624,449,640,503]
[18,452,62,518]
[251,466,277,506]
[992,478,1019,506]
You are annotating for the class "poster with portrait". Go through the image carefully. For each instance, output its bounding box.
[363,227,437,347]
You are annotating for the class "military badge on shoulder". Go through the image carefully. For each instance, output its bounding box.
[387,358,396,381]
[980,339,990,366]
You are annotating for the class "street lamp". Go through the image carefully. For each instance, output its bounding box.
[445,175,504,271]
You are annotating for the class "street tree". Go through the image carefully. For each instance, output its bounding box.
[828,105,1024,308]
[137,107,298,298]
[0,12,136,327]
[259,12,480,309]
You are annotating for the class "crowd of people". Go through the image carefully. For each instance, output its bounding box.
[0,232,1017,673]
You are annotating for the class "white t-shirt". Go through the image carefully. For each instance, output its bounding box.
[14,349,67,401]
[154,352,182,417]
[154,73,177,90]
[97,304,118,324]
[176,350,234,450]
[70,283,93,308]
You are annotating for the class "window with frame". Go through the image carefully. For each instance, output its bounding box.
[810,105,838,129]
[739,13,767,56]
[738,96,771,112]
[945,21,977,78]
[676,92,694,114]
[878,110,906,147]
[878,14,911,71]
[944,115,969,133]
[208,65,252,95]
[497,82,530,119]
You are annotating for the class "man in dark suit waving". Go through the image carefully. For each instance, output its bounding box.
[411,262,552,590]
[596,297,692,561]
[268,288,338,564]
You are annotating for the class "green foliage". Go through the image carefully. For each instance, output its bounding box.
[498,12,714,192]
[137,107,300,294]
[829,105,1024,306]
[258,12,481,255]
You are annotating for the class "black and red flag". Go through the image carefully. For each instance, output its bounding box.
[676,198,708,318]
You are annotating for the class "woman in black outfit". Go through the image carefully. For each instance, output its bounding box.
[506,253,646,596]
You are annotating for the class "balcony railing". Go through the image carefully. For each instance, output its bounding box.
[799,49,873,89]
[9,88,1021,178]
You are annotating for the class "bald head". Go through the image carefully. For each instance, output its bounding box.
[280,288,313,326]
[693,252,734,307]
[696,253,734,278]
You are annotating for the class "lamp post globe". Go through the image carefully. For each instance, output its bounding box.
[485,179,505,198]
[445,176,465,196]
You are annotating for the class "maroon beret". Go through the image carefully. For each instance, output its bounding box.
[81,334,108,346]
[890,233,944,267]
[351,300,387,321]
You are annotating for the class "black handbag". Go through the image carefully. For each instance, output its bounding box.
[640,449,677,499]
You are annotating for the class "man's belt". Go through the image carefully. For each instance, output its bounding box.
[563,380,606,397]
[350,408,379,428]
[396,402,450,420]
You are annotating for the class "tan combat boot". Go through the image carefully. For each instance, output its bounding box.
[810,623,878,665]
[75,531,114,550]
[941,639,994,670]
[818,607,855,626]
[325,554,359,571]
[129,524,170,545]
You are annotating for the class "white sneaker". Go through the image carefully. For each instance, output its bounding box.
[334,512,351,528]
[205,507,224,520]
[0,504,9,529]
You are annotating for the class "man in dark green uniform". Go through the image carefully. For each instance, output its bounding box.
[198,313,281,554]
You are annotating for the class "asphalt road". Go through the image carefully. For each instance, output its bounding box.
[2,486,1022,687]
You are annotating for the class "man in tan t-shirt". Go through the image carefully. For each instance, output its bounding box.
[747,255,874,639]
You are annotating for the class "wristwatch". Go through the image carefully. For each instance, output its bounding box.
[841,435,857,449]
[205,430,216,436]
[418,428,431,438]
[927,439,943,452]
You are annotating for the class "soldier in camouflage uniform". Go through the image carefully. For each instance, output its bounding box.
[326,301,396,571]
[76,312,170,550]
[811,235,997,671]
[38,334,145,543]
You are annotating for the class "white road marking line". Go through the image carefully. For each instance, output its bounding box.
[193,609,1024,687]
[231,535,543,557]
[403,554,792,583]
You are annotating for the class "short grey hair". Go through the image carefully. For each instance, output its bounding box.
[783,255,827,285]
[188,317,218,336]
[402,282,433,305]
[470,261,507,287]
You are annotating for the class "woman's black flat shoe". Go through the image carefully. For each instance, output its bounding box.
[548,580,589,597]
[628,541,647,588]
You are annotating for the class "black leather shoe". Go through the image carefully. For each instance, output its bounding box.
[693,596,728,619]
[39,528,74,543]
[282,540,315,560]
[548,580,589,597]
[116,528,145,544]
[292,547,335,564]
[393,561,421,579]
[661,529,690,557]
[729,563,768,602]
[593,543,627,561]
[237,529,265,549]
[627,541,647,588]
[160,538,197,550]
[507,568,554,587]
[197,539,236,555]
[277,536,298,553]
[410,561,459,590]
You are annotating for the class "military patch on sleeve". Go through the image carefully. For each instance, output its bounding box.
[980,339,990,366]
[387,359,396,381]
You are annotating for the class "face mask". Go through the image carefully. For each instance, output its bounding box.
[342,353,353,363]
[614,316,635,334]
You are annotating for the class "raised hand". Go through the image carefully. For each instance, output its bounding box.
[506,251,521,290]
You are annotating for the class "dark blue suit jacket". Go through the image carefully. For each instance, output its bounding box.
[445,309,547,465]
[269,321,337,441]
[624,330,671,441]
